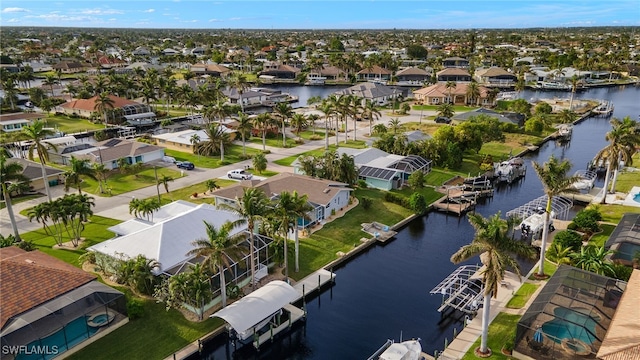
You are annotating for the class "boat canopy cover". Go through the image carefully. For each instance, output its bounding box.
[211,281,298,335]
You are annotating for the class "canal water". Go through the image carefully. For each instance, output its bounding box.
[193,85,639,360]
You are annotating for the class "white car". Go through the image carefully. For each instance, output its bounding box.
[227,169,253,180]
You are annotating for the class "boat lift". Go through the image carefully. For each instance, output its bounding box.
[430,265,484,315]
[506,195,573,224]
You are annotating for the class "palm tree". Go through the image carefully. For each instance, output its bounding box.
[567,75,580,110]
[22,121,57,202]
[388,118,402,135]
[445,81,457,104]
[42,74,58,97]
[437,102,455,119]
[93,163,109,194]
[274,102,293,147]
[205,179,219,194]
[217,188,269,288]
[157,174,174,194]
[557,109,577,124]
[570,245,616,276]
[532,155,581,277]
[318,100,336,150]
[64,156,97,195]
[190,133,200,160]
[195,124,231,161]
[594,116,640,199]
[451,212,535,356]
[94,93,115,126]
[1,148,29,241]
[274,191,312,280]
[235,112,253,156]
[349,96,364,142]
[362,99,381,136]
[290,113,308,138]
[254,113,274,151]
[465,82,481,106]
[228,72,250,112]
[187,221,245,307]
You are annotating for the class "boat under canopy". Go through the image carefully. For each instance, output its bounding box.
[211,281,299,341]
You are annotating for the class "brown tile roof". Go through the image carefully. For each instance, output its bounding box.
[475,67,515,78]
[60,95,139,112]
[413,82,488,98]
[211,172,351,206]
[0,113,45,122]
[0,247,96,329]
[436,68,471,76]
[597,269,640,360]
[191,63,231,74]
[396,67,429,76]
[319,66,346,76]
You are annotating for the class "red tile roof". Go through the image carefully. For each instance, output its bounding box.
[0,247,96,329]
[60,95,139,112]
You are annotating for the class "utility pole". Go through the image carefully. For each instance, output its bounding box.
[154,166,161,203]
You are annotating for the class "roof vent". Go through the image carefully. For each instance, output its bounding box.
[323,188,331,193]
[25,259,35,264]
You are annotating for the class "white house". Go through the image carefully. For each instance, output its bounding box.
[72,138,165,170]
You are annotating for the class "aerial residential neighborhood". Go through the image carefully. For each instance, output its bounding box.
[1,3,640,359]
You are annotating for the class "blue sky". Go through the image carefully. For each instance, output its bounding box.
[1,1,638,29]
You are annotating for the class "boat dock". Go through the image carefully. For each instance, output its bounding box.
[560,186,603,204]
[361,222,398,243]
[252,303,306,349]
[432,185,494,216]
[293,268,336,303]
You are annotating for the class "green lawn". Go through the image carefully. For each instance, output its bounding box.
[613,153,640,193]
[292,188,414,280]
[41,115,106,134]
[595,204,640,223]
[164,146,261,169]
[425,169,459,187]
[76,166,183,196]
[273,142,368,167]
[506,283,540,309]
[297,129,330,140]
[529,260,558,280]
[20,215,121,267]
[460,312,521,360]
[590,223,616,247]
[68,298,223,360]
[151,178,237,206]
[391,186,443,205]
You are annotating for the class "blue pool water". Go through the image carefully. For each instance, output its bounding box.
[633,193,640,203]
[17,316,98,360]
[542,307,597,345]
[613,242,640,262]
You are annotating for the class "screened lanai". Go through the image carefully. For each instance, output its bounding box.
[605,213,640,266]
[1,282,127,360]
[514,265,626,359]
[388,154,432,175]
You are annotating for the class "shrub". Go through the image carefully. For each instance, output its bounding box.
[384,192,410,209]
[357,179,368,188]
[238,154,253,160]
[361,197,373,210]
[192,192,198,198]
[126,298,145,320]
[567,222,578,230]
[309,135,322,141]
[553,230,583,252]
[573,209,602,234]
[408,193,427,214]
[261,150,271,155]
[294,138,305,144]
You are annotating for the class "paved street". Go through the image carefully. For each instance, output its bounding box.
[1,106,438,235]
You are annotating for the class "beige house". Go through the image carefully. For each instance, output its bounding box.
[58,95,141,119]
[413,82,491,106]
[0,113,43,133]
[6,158,65,191]
[474,67,517,87]
[73,138,165,170]
[153,128,236,154]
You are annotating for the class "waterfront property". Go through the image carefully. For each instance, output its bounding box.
[212,173,353,228]
[70,138,165,170]
[413,82,492,106]
[0,112,44,133]
[604,213,640,267]
[332,82,402,106]
[58,95,154,125]
[513,265,626,360]
[452,108,525,126]
[0,247,127,359]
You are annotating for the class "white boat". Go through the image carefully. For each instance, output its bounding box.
[518,208,555,241]
[570,170,597,191]
[306,74,327,85]
[534,81,571,91]
[592,100,614,115]
[494,157,526,184]
[556,124,573,141]
[367,338,422,360]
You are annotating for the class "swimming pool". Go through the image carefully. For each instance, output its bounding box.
[541,307,598,345]
[612,242,640,262]
[17,316,98,360]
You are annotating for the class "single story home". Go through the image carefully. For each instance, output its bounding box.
[58,95,142,119]
[6,158,65,191]
[52,61,87,74]
[0,247,127,359]
[223,88,268,108]
[413,82,492,106]
[259,62,301,79]
[190,63,232,78]
[0,112,43,133]
[72,138,165,170]
[212,173,353,228]
[452,108,525,126]
[333,82,402,106]
[152,127,236,154]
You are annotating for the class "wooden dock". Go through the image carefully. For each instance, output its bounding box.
[292,268,335,302]
[431,186,496,216]
[560,187,602,204]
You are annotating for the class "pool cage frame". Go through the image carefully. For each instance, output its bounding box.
[506,195,573,223]
[0,282,127,359]
[604,213,640,266]
[514,265,626,359]
[429,265,484,315]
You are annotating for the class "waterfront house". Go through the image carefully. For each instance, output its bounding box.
[0,247,127,359]
[356,65,392,83]
[413,82,491,106]
[395,67,431,86]
[190,63,232,78]
[442,57,470,68]
[59,95,137,118]
[604,213,640,268]
[309,65,348,81]
[259,62,301,79]
[333,82,401,106]
[436,68,472,82]
[212,173,353,227]
[474,67,517,87]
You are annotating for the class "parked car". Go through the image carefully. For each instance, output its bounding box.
[176,161,195,170]
[434,116,451,124]
[227,169,253,180]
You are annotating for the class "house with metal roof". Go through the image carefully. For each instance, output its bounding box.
[71,138,165,170]
[333,82,401,106]
[0,247,127,359]
[395,67,431,86]
[474,67,518,87]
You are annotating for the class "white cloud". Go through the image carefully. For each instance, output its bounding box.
[181,19,198,23]
[2,7,30,13]
[209,18,222,22]
[81,9,123,15]
[6,18,20,23]
[144,9,155,13]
